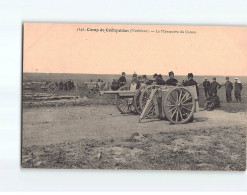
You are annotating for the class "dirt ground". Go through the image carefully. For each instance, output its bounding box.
[22,104,246,170]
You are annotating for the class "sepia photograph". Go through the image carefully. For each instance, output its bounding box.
[22,23,247,171]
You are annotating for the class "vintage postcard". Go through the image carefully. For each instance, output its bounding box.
[22,23,247,170]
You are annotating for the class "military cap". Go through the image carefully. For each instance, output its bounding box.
[213,77,216,80]
[122,72,126,75]
[169,71,174,76]
[153,73,158,77]
[187,73,193,78]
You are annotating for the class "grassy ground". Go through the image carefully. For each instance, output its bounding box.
[22,124,246,171]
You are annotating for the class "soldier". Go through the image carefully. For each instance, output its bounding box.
[202,77,210,98]
[64,81,68,91]
[145,73,157,85]
[141,75,147,83]
[183,73,199,97]
[111,79,119,90]
[204,91,220,111]
[130,72,140,90]
[210,77,221,95]
[119,72,127,87]
[156,74,166,85]
[234,78,242,102]
[68,80,71,92]
[71,80,75,90]
[166,71,178,86]
[224,77,233,103]
[59,81,63,90]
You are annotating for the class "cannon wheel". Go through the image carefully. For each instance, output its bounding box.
[164,87,195,124]
[133,84,147,114]
[139,85,160,111]
[116,85,135,114]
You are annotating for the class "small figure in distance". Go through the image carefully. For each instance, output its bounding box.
[202,77,211,98]
[234,78,242,102]
[210,77,221,96]
[224,77,233,103]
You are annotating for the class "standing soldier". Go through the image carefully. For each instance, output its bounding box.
[59,81,63,90]
[202,77,210,98]
[68,80,71,92]
[234,78,242,102]
[183,73,199,122]
[183,73,199,97]
[225,77,233,103]
[119,72,127,87]
[166,71,178,86]
[210,77,221,96]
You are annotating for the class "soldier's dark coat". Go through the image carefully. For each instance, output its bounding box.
[203,80,211,97]
[119,76,126,87]
[210,81,221,94]
[205,94,220,110]
[203,80,210,89]
[119,76,126,83]
[165,78,178,86]
[183,79,199,97]
[225,81,233,102]
[156,78,166,85]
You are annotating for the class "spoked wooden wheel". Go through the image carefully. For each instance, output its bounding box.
[139,85,160,111]
[164,87,195,124]
[133,84,147,114]
[116,84,135,114]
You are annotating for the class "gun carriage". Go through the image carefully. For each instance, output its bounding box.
[100,83,199,124]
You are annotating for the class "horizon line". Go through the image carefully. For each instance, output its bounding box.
[23,72,247,77]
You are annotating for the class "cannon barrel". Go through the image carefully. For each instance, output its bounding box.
[100,90,135,97]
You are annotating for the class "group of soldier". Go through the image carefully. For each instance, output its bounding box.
[56,80,75,91]
[115,71,243,111]
[202,77,243,108]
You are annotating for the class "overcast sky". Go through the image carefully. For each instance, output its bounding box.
[23,23,247,76]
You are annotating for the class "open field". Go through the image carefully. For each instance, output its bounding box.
[22,73,247,170]
[22,105,246,170]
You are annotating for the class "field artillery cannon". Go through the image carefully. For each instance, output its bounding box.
[139,85,199,124]
[100,83,152,114]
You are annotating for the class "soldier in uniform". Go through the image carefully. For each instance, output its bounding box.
[68,80,71,92]
[155,74,166,85]
[183,73,199,97]
[210,77,221,96]
[182,73,199,122]
[130,72,140,89]
[234,78,242,102]
[145,73,157,85]
[59,81,63,90]
[111,79,119,90]
[224,77,233,103]
[119,72,127,87]
[204,91,220,111]
[202,77,210,98]
[166,71,178,86]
